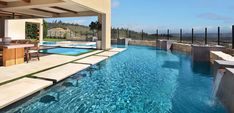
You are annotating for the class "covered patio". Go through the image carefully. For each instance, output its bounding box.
[0,0,111,49]
[0,0,111,67]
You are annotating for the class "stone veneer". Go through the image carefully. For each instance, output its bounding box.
[171,43,192,54]
[217,68,234,113]
[111,39,156,47]
[192,45,225,62]
[128,40,156,47]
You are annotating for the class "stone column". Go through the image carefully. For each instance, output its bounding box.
[100,13,111,50]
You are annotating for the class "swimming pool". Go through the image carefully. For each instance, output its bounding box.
[40,47,93,56]
[4,45,227,113]
[42,41,57,46]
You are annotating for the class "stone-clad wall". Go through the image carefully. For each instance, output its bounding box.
[217,68,234,113]
[171,43,192,54]
[128,40,156,47]
[111,39,156,47]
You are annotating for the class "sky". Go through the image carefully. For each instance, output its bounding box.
[46,0,234,33]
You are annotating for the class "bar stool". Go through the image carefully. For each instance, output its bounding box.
[25,41,40,63]
[0,48,3,65]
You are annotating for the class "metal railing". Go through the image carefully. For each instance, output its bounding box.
[112,25,234,49]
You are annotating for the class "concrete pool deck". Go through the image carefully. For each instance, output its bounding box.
[32,63,90,82]
[0,50,103,84]
[74,56,108,65]
[0,78,53,109]
[0,48,126,110]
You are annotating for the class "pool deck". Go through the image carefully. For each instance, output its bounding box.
[0,48,126,110]
[74,56,108,65]
[32,63,90,82]
[0,50,103,84]
[0,78,53,109]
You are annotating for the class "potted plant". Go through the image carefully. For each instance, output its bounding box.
[89,21,102,49]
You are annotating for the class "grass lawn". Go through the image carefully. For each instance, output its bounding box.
[43,38,67,42]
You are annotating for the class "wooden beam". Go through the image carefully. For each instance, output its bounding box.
[22,0,31,3]
[51,6,78,14]
[0,1,7,5]
[31,8,60,15]
[57,11,98,18]
[9,9,54,18]
[4,0,64,8]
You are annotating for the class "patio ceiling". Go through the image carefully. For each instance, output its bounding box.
[0,0,101,18]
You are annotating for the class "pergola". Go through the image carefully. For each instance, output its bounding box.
[0,0,111,50]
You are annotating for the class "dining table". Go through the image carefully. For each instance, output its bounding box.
[0,43,34,67]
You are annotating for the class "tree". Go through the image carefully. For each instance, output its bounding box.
[43,19,48,38]
[89,21,102,40]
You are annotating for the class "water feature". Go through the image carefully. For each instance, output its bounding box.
[212,70,225,101]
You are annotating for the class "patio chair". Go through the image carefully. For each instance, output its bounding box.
[0,47,3,65]
[25,40,40,63]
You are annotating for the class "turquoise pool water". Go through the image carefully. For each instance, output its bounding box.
[42,41,57,46]
[40,47,92,56]
[4,45,227,113]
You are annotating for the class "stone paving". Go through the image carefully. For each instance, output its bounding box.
[0,78,53,109]
[0,50,103,84]
[0,48,126,110]
[32,63,90,82]
[74,56,108,65]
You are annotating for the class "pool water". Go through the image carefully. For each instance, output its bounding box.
[5,45,227,113]
[40,47,92,56]
[42,41,57,46]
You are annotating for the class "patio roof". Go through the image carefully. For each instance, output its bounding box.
[0,0,110,18]
[0,0,111,49]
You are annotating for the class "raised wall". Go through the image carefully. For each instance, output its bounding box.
[5,19,43,42]
[217,68,234,113]
[128,40,156,47]
[171,43,191,54]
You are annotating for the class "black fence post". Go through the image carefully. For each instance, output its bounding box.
[167,29,170,40]
[180,29,182,43]
[232,25,234,49]
[126,29,128,38]
[192,28,194,44]
[156,29,159,39]
[117,28,119,39]
[205,27,207,45]
[129,30,131,38]
[218,27,220,45]
[141,30,144,40]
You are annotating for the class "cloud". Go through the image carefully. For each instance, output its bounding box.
[112,0,120,8]
[197,13,232,21]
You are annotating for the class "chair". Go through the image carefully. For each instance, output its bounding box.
[25,41,40,63]
[0,47,3,65]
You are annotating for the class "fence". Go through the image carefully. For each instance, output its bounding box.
[112,25,234,49]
